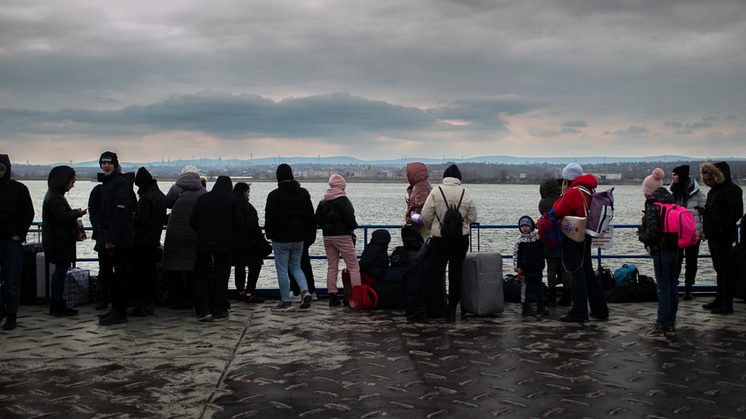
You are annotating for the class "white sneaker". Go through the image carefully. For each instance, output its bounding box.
[311,292,318,301]
[290,293,302,302]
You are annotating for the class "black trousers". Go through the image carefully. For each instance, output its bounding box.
[99,247,131,316]
[677,241,700,287]
[131,244,158,303]
[194,252,231,314]
[429,235,469,310]
[709,239,736,304]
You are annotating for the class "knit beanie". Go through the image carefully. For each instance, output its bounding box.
[276,164,294,181]
[135,167,153,187]
[518,215,535,230]
[328,174,346,190]
[99,151,119,168]
[642,168,665,196]
[672,165,690,180]
[181,165,199,175]
[562,163,583,181]
[443,164,462,180]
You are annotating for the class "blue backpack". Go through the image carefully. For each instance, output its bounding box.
[613,264,639,287]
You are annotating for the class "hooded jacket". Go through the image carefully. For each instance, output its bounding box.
[231,190,265,266]
[405,162,433,224]
[552,174,598,220]
[421,177,477,238]
[100,168,134,248]
[316,195,358,237]
[265,180,315,243]
[638,186,676,253]
[700,162,743,242]
[163,172,207,270]
[133,168,168,246]
[513,216,545,274]
[190,176,244,254]
[359,229,391,282]
[538,178,562,215]
[42,166,80,263]
[667,176,706,237]
[0,154,35,241]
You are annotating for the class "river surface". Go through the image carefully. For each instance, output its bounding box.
[20,179,718,288]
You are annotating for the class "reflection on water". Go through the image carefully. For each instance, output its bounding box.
[21,180,716,288]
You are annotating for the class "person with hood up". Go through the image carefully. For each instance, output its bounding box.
[265,164,315,312]
[513,215,548,316]
[638,168,679,340]
[699,162,744,314]
[316,174,360,306]
[538,177,572,307]
[405,162,433,237]
[667,165,706,300]
[421,164,477,320]
[552,163,609,323]
[130,167,167,316]
[190,176,244,322]
[359,229,391,283]
[231,182,267,304]
[0,154,34,330]
[163,165,207,310]
[42,166,87,317]
[97,151,135,326]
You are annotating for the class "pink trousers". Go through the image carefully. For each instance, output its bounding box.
[323,235,361,293]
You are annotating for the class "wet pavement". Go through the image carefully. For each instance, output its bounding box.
[2,296,746,419]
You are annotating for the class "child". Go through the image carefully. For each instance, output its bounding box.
[316,175,360,306]
[513,215,548,316]
[359,229,391,283]
[638,168,679,340]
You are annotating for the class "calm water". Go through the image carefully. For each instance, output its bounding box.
[21,179,717,288]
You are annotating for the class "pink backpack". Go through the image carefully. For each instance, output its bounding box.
[658,203,698,248]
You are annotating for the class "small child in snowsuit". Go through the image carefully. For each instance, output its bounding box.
[513,215,548,316]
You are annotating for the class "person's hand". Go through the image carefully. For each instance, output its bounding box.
[77,208,87,216]
[105,243,116,249]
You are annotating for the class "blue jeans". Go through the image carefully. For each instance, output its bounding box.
[273,241,308,303]
[0,239,23,314]
[51,262,71,301]
[563,236,609,321]
[652,247,679,326]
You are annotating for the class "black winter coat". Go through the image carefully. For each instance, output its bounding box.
[702,162,743,243]
[42,166,81,264]
[100,170,135,248]
[359,229,390,282]
[265,181,315,243]
[638,187,675,253]
[163,172,206,270]
[134,180,168,246]
[190,176,244,254]
[88,184,102,241]
[0,154,34,241]
[316,196,358,237]
[231,191,265,266]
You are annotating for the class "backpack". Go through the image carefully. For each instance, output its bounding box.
[613,264,639,287]
[585,187,614,237]
[537,208,563,253]
[349,285,378,310]
[389,246,410,267]
[658,203,698,249]
[624,275,658,302]
[436,187,465,239]
[596,267,614,291]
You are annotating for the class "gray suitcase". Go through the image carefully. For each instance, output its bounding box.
[460,252,504,316]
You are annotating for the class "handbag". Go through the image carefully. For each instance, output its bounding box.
[75,220,87,241]
[560,190,588,243]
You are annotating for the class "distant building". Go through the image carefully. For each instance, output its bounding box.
[594,172,622,180]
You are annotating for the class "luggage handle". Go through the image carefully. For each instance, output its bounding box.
[469,222,481,252]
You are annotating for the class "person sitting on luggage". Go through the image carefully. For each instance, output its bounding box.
[513,215,548,316]
[359,229,391,283]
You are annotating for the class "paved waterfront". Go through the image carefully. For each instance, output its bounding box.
[2,297,746,419]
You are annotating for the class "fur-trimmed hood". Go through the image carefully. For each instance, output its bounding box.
[700,162,729,185]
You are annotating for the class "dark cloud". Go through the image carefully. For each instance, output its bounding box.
[687,121,711,129]
[725,115,738,120]
[562,120,588,128]
[664,121,682,127]
[604,126,650,136]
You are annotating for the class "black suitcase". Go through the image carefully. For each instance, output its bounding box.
[20,244,44,305]
[734,246,746,300]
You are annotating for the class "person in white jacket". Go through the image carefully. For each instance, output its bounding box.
[421,165,477,320]
[668,165,706,300]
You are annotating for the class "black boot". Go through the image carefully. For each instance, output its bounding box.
[546,291,557,308]
[702,299,722,310]
[683,285,692,301]
[50,300,78,317]
[3,313,17,330]
[446,303,457,321]
[127,302,149,317]
[711,302,734,314]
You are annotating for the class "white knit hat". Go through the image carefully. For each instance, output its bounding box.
[181,165,199,175]
[562,163,583,181]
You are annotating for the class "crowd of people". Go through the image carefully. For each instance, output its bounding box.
[0,152,744,335]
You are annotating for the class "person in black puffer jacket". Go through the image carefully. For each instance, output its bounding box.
[359,229,391,283]
[43,165,87,317]
[231,182,267,304]
[512,215,547,316]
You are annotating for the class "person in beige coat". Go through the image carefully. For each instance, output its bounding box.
[421,164,477,320]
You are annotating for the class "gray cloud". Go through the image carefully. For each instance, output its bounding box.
[676,130,695,135]
[604,126,651,136]
[725,115,738,120]
[562,120,588,128]
[665,121,683,127]
[687,121,712,129]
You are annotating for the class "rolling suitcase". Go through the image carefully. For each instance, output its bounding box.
[19,244,44,305]
[460,252,504,316]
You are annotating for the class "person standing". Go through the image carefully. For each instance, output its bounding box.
[421,164,477,320]
[129,167,167,316]
[638,168,679,340]
[667,165,706,300]
[539,177,572,307]
[316,174,360,307]
[513,215,548,316]
[265,164,314,312]
[0,154,35,330]
[43,166,87,317]
[231,182,266,304]
[97,151,135,325]
[190,176,244,322]
[553,163,609,323]
[405,162,433,238]
[88,181,110,310]
[699,162,744,314]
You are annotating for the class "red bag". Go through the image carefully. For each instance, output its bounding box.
[537,208,562,252]
[349,285,378,310]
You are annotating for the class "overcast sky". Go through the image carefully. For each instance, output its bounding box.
[1,0,745,165]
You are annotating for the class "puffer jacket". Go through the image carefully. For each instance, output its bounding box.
[700,162,743,242]
[405,162,433,224]
[667,177,706,237]
[133,175,167,246]
[190,176,244,254]
[265,180,315,243]
[99,170,134,248]
[421,177,477,238]
[638,187,675,254]
[513,231,545,274]
[359,229,391,281]
[552,174,598,219]
[42,166,81,264]
[231,191,265,266]
[316,196,358,237]
[0,154,35,241]
[163,172,206,270]
[538,177,562,215]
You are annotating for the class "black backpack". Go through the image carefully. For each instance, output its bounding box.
[436,187,465,239]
